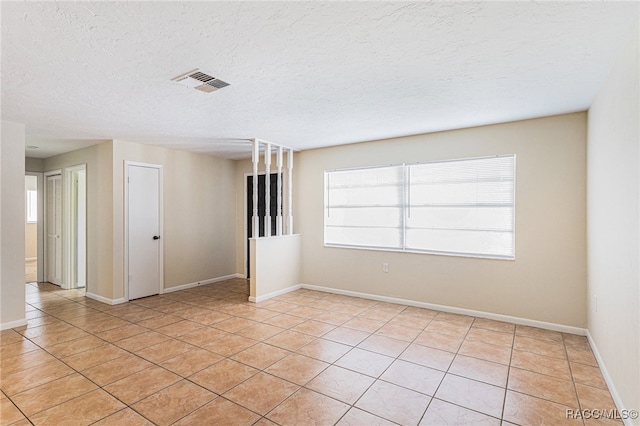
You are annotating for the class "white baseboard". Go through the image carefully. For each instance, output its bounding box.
[85,292,126,305]
[1,318,28,330]
[300,283,586,336]
[585,330,633,426]
[164,274,244,294]
[248,284,302,303]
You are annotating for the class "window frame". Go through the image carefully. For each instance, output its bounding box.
[26,189,38,224]
[324,155,516,260]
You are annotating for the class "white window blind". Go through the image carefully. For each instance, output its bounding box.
[325,166,404,249]
[324,155,515,259]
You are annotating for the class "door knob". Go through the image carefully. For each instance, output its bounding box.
[153,235,160,240]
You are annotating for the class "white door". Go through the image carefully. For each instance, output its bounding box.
[46,174,62,285]
[127,164,162,300]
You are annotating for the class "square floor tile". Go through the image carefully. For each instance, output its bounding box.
[266,353,329,385]
[435,374,505,418]
[103,366,181,405]
[231,342,291,370]
[413,330,463,353]
[335,348,394,377]
[466,327,514,347]
[449,354,509,387]
[135,339,195,363]
[357,334,409,358]
[265,330,316,351]
[1,359,74,396]
[290,320,337,337]
[131,380,216,426]
[173,397,260,426]
[223,372,299,415]
[570,362,607,389]
[0,395,27,425]
[420,398,501,426]
[189,358,259,394]
[323,327,371,346]
[306,365,375,404]
[399,343,455,371]
[81,354,153,387]
[160,348,224,377]
[236,323,284,341]
[380,359,445,395]
[513,335,566,360]
[503,390,578,426]
[29,389,125,426]
[11,373,98,416]
[205,334,257,356]
[508,367,578,407]
[336,407,397,426]
[297,338,352,363]
[267,388,349,426]
[458,339,512,365]
[92,408,154,426]
[511,349,572,380]
[355,380,431,425]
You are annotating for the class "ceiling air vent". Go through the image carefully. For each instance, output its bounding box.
[172,69,230,93]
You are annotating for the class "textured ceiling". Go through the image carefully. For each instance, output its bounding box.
[2,1,638,159]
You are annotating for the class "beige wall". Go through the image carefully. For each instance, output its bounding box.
[250,234,301,300]
[45,142,115,299]
[25,157,44,173]
[295,113,587,327]
[25,224,37,259]
[112,140,237,299]
[587,25,639,420]
[1,121,27,328]
[45,140,237,301]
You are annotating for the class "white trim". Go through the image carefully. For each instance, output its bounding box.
[300,283,586,335]
[124,161,164,302]
[85,292,126,305]
[1,318,28,331]
[64,164,87,291]
[248,284,302,303]
[25,257,37,261]
[585,330,632,426]
[163,274,242,293]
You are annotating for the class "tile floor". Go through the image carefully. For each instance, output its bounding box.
[1,280,620,425]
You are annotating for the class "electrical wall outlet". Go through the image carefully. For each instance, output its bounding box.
[382,262,389,273]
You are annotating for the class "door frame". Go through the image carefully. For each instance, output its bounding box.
[26,172,44,283]
[64,164,87,290]
[43,170,63,286]
[124,161,164,301]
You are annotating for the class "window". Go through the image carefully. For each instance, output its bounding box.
[26,190,37,223]
[324,155,515,259]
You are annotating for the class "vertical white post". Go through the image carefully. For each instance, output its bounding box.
[264,143,272,237]
[252,139,260,238]
[287,148,294,235]
[276,146,283,236]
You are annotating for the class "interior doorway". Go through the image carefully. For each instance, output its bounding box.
[246,173,281,278]
[25,175,38,283]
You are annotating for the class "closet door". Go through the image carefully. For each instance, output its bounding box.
[46,174,62,285]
